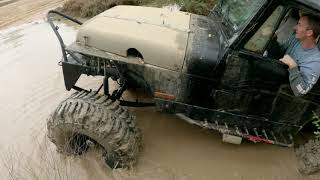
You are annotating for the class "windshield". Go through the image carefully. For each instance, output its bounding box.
[220,0,267,31]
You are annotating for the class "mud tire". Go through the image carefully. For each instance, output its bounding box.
[47,91,141,169]
[295,138,320,175]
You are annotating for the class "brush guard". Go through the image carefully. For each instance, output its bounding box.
[47,11,154,107]
[47,10,83,62]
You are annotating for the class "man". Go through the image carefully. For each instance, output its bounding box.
[280,14,320,96]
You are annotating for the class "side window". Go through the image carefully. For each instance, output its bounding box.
[244,6,284,53]
[276,9,299,44]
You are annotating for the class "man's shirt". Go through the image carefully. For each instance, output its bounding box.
[283,35,320,96]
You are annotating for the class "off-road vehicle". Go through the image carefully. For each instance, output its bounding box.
[47,0,320,174]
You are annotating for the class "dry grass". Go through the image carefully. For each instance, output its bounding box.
[179,0,216,15]
[60,0,217,18]
[61,0,140,18]
[312,112,320,138]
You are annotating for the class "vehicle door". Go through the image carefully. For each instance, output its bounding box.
[221,4,320,129]
[215,5,289,117]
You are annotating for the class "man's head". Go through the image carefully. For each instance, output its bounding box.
[294,14,320,42]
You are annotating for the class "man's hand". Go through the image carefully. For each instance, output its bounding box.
[280,55,298,69]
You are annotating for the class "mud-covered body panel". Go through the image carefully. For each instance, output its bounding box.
[70,13,225,107]
[178,14,225,106]
[183,14,225,76]
[125,14,225,106]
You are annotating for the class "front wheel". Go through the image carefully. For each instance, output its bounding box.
[47,91,142,168]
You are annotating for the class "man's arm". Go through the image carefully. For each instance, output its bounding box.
[288,67,317,96]
[280,55,317,96]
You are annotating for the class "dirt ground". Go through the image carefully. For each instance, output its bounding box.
[0,0,320,179]
[0,0,65,29]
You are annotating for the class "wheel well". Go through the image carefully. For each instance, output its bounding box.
[127,48,143,59]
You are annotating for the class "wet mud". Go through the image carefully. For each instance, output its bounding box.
[0,0,64,29]
[0,18,320,180]
[0,0,18,8]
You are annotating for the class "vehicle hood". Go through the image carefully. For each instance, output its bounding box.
[95,5,191,31]
[76,6,191,71]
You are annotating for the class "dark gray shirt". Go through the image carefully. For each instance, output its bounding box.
[283,36,320,96]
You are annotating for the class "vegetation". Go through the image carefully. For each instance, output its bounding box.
[312,112,320,138]
[60,0,216,18]
[177,0,216,15]
[61,0,140,18]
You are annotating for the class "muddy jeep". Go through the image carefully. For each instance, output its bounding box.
[47,0,320,174]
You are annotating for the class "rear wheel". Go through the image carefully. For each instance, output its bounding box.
[47,91,142,168]
[295,138,320,174]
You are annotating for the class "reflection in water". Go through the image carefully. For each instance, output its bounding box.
[1,26,23,48]
[0,21,76,72]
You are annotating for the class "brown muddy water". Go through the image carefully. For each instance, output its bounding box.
[0,20,319,180]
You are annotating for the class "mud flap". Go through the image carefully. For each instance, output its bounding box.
[62,62,84,91]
